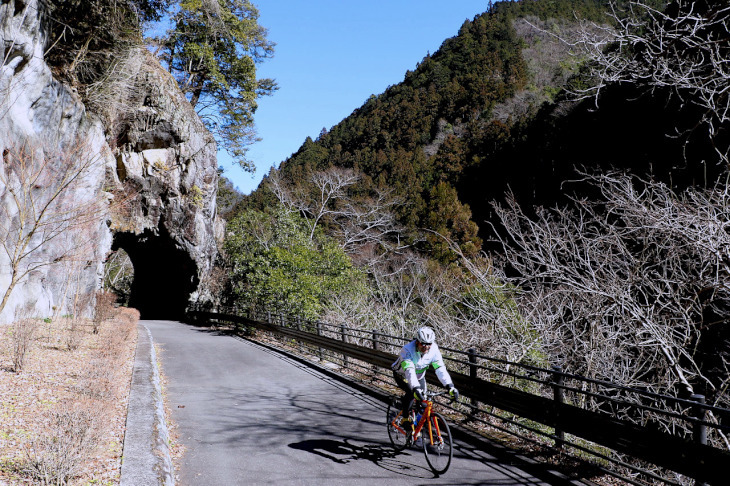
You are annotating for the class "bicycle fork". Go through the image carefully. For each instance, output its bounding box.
[416,412,443,447]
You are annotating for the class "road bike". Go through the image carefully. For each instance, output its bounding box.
[386,390,453,474]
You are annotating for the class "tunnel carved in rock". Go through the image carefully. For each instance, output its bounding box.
[113,229,198,320]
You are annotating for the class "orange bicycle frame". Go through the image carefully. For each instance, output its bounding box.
[391,397,443,443]
[414,400,442,444]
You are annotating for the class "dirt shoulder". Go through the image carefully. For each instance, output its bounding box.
[0,308,139,485]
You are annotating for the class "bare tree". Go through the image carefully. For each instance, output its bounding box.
[563,1,730,163]
[333,186,404,252]
[424,242,544,365]
[267,167,406,257]
[10,315,36,372]
[322,250,461,354]
[0,141,108,315]
[321,241,540,373]
[487,172,730,409]
[269,167,360,239]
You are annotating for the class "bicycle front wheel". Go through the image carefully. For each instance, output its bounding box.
[422,411,453,474]
[386,400,408,451]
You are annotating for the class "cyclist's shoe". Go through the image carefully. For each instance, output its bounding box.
[402,417,415,445]
[401,417,413,434]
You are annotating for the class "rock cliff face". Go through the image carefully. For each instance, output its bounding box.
[109,52,221,319]
[0,0,220,323]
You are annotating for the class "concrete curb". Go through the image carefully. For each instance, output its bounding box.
[120,323,174,486]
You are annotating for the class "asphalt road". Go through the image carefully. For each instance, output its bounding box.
[145,320,583,486]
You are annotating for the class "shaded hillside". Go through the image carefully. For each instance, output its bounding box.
[244,0,721,256]
[461,83,725,230]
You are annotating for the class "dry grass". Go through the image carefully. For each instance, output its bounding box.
[0,307,138,485]
[9,318,35,373]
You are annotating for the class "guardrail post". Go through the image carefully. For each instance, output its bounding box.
[690,394,707,486]
[468,348,479,416]
[372,330,380,377]
[316,321,323,360]
[341,325,348,368]
[552,366,565,448]
[266,311,272,324]
[295,316,303,353]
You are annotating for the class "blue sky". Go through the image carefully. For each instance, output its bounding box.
[222,1,491,194]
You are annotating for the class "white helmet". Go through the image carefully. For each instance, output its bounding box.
[415,326,436,344]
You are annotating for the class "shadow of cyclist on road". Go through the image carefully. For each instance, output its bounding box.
[288,438,435,478]
[289,438,395,465]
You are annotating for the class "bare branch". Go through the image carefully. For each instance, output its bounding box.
[549,1,730,163]
[267,167,408,259]
[487,172,730,408]
[0,141,109,315]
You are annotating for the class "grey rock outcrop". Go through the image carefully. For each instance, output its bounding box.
[0,0,219,323]
[0,0,112,323]
[109,52,220,318]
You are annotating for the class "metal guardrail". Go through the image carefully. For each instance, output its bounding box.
[188,307,730,486]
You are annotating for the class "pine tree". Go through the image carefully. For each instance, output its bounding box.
[160,0,277,171]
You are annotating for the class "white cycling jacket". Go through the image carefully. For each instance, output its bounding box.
[391,339,453,390]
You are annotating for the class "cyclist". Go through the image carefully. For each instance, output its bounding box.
[391,326,459,434]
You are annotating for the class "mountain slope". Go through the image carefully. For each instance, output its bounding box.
[245,0,719,256]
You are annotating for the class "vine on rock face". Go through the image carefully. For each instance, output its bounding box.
[42,0,168,87]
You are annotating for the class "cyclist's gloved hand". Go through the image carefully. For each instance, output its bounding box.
[447,384,459,401]
[413,387,425,402]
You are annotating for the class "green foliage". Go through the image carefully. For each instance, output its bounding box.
[425,182,481,262]
[159,0,277,171]
[216,168,245,219]
[224,207,364,320]
[495,0,608,22]
[188,184,204,208]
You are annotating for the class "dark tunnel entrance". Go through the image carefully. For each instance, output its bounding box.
[112,229,198,320]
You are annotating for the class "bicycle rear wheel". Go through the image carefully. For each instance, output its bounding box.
[386,400,408,451]
[422,411,452,474]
